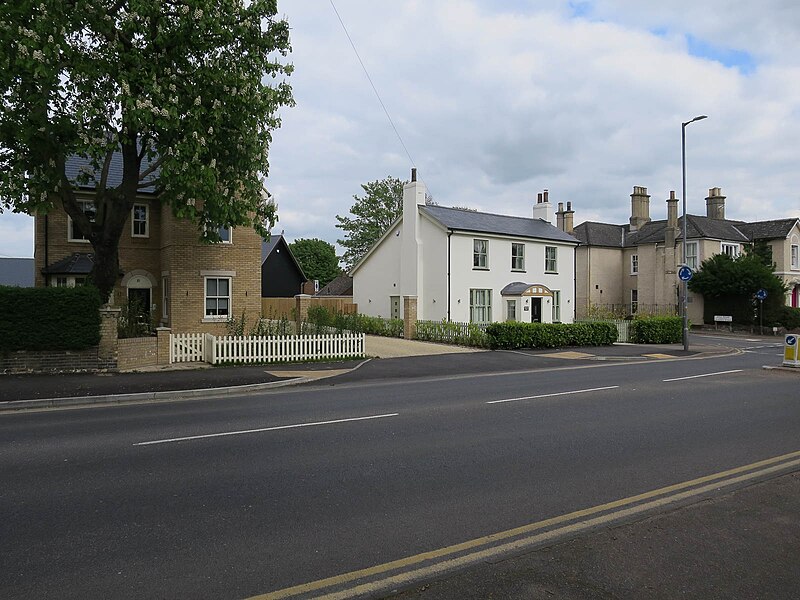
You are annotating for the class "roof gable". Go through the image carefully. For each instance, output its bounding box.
[261,235,306,279]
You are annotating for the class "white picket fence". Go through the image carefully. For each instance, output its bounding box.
[170,332,365,365]
[170,333,205,363]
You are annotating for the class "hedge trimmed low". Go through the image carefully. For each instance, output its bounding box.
[0,285,101,351]
[485,321,618,350]
[629,316,683,344]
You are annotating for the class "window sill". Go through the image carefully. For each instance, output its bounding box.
[472,267,489,271]
[67,238,91,244]
[202,317,229,323]
[631,272,638,276]
[132,234,150,239]
[511,269,526,273]
[544,271,558,275]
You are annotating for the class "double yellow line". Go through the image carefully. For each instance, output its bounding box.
[250,449,800,600]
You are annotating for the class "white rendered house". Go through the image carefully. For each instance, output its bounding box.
[351,170,580,324]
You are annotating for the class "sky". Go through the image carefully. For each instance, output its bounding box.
[2,0,799,259]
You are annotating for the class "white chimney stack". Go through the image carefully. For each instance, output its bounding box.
[532,188,555,224]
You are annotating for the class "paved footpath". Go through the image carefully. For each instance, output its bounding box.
[392,471,800,600]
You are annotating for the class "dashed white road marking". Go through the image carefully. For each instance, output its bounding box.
[663,370,743,382]
[487,386,620,404]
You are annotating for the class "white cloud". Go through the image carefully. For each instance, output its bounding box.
[2,0,798,259]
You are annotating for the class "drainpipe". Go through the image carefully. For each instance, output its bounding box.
[573,243,577,323]
[447,230,452,322]
[44,214,49,286]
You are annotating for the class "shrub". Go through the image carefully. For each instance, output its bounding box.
[780,306,800,330]
[118,296,156,338]
[414,319,489,347]
[485,321,617,350]
[0,285,101,351]
[629,316,683,344]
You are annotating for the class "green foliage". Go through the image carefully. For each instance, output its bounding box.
[779,306,800,330]
[414,320,489,348]
[629,316,683,344]
[335,176,406,270]
[289,238,341,287]
[0,0,293,300]
[0,285,101,351]
[117,296,156,339]
[485,321,617,350]
[689,253,786,325]
[306,305,402,337]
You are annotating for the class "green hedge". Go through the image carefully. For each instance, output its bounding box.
[0,285,101,351]
[485,321,618,350]
[306,306,403,338]
[629,316,683,344]
[414,320,489,347]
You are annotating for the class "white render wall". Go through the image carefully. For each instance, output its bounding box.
[352,222,403,319]
[447,232,576,324]
[419,215,448,321]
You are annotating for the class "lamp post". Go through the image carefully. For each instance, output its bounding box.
[681,115,707,352]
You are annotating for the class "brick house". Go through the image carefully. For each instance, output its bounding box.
[34,154,263,334]
[570,186,800,323]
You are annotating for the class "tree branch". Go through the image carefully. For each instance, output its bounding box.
[138,156,163,182]
[98,146,115,193]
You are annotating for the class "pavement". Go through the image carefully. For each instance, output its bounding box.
[0,335,737,410]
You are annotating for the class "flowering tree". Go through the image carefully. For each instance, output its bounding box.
[0,0,293,301]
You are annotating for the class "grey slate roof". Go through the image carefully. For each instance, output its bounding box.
[420,205,580,244]
[0,258,35,287]
[575,214,756,248]
[317,274,353,296]
[42,252,94,275]
[736,218,799,241]
[65,151,160,194]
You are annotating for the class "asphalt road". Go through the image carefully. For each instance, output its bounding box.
[1,338,797,599]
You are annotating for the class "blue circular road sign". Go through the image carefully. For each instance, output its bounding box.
[756,288,768,301]
[788,335,797,346]
[678,266,693,282]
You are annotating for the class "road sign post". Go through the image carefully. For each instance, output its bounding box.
[756,289,767,335]
[678,266,693,352]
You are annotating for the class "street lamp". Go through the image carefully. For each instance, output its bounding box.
[681,115,707,352]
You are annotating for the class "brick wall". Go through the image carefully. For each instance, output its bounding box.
[117,336,158,370]
[35,193,264,336]
[0,348,103,374]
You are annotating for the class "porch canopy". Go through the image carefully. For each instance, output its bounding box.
[500,282,554,297]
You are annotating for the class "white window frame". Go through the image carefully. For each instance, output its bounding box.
[511,243,525,271]
[545,246,557,273]
[631,254,639,275]
[552,290,561,322]
[506,299,517,322]
[67,200,96,242]
[631,289,638,314]
[50,275,85,287]
[469,288,492,323]
[791,244,799,270]
[721,242,740,258]
[204,276,231,320]
[132,203,149,237]
[685,242,699,270]
[473,239,488,269]
[217,225,232,244]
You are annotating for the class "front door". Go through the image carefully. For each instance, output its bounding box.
[128,288,151,325]
[390,296,400,320]
[531,297,542,323]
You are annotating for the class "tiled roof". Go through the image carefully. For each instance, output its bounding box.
[64,151,160,194]
[0,257,34,287]
[576,214,754,247]
[421,205,580,244]
[317,274,353,296]
[736,218,799,240]
[42,253,95,275]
